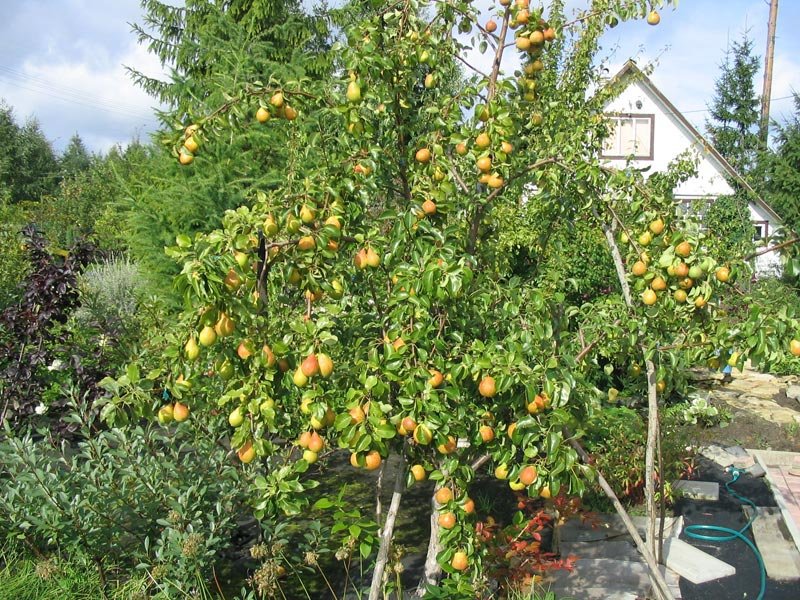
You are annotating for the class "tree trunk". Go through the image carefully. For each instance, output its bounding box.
[368,454,406,600]
[416,485,444,596]
[601,218,669,600]
[567,436,675,600]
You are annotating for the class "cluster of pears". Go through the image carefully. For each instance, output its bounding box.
[494,461,540,492]
[178,124,200,165]
[453,115,512,190]
[255,91,298,124]
[354,245,381,269]
[157,401,190,425]
[627,218,728,308]
[292,351,334,388]
[508,0,557,54]
[187,308,236,352]
[297,429,326,465]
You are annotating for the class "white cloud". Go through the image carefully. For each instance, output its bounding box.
[0,39,165,153]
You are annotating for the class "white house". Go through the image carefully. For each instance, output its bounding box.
[601,61,782,276]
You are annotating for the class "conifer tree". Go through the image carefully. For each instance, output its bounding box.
[60,134,92,179]
[705,34,761,178]
[764,95,800,234]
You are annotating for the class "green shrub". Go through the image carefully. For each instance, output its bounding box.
[0,200,29,310]
[0,396,250,597]
[581,407,692,509]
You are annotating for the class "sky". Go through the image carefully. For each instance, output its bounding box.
[0,0,797,155]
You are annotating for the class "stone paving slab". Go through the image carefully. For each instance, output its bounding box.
[749,450,800,555]
[743,506,800,581]
[558,514,682,543]
[663,537,736,584]
[559,539,641,561]
[674,480,720,501]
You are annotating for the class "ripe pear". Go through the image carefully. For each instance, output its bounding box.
[300,204,316,224]
[234,252,249,269]
[478,376,496,398]
[330,279,344,299]
[238,441,255,463]
[293,366,309,387]
[215,313,235,337]
[428,369,444,388]
[366,247,380,268]
[354,248,368,269]
[317,353,334,377]
[178,150,194,165]
[184,136,199,153]
[256,107,270,123]
[422,199,437,215]
[301,353,320,378]
[157,404,174,425]
[262,344,277,367]
[264,215,278,236]
[224,268,242,291]
[297,236,316,251]
[283,105,298,121]
[475,132,490,149]
[237,339,254,360]
[325,215,341,230]
[349,406,365,424]
[198,325,217,347]
[307,431,324,453]
[346,80,362,102]
[173,402,190,422]
[229,407,245,428]
[185,337,200,361]
[286,216,301,233]
[424,73,435,89]
[270,92,284,107]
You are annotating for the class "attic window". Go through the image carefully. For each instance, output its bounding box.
[601,114,654,160]
[753,221,768,241]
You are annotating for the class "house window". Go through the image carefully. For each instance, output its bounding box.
[753,221,769,241]
[601,114,655,160]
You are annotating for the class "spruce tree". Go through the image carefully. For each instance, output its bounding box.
[60,134,92,179]
[705,34,761,178]
[119,0,333,291]
[764,95,800,234]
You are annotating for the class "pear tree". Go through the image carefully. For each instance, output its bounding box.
[105,1,800,597]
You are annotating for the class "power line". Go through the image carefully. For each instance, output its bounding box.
[0,65,153,113]
[0,72,156,120]
[680,94,795,115]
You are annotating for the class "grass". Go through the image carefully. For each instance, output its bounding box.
[0,544,148,600]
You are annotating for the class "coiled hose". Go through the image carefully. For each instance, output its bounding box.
[683,469,767,600]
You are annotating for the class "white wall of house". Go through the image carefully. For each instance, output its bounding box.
[602,81,735,198]
[750,202,783,276]
[602,77,782,277]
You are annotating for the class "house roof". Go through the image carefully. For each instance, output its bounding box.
[607,60,782,223]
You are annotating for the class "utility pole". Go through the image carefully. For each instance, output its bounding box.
[760,0,779,145]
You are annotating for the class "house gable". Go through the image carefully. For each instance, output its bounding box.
[602,61,783,276]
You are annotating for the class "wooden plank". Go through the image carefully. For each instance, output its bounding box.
[663,537,736,584]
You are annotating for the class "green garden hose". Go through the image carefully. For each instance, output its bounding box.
[683,469,767,600]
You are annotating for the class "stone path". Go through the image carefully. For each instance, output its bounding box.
[692,364,800,426]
